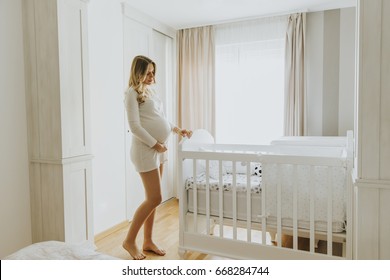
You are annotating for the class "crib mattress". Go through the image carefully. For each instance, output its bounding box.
[185,172,345,233]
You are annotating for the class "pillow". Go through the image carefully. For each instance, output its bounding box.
[253,163,262,177]
[224,161,260,175]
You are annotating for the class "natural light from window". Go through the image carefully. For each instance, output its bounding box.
[215,38,285,145]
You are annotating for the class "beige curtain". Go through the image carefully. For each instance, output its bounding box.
[284,13,306,136]
[177,26,215,136]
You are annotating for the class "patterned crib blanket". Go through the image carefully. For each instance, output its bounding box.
[185,172,262,194]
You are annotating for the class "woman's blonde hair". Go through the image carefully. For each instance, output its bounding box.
[128,55,156,103]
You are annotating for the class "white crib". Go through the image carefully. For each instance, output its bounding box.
[178,130,353,260]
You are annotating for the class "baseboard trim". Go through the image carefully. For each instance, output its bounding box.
[354,178,390,190]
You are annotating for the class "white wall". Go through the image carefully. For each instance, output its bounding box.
[88,0,128,234]
[322,9,341,136]
[306,8,355,136]
[306,11,324,136]
[338,8,356,136]
[0,0,32,258]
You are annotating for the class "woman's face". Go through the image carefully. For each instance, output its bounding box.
[142,63,155,85]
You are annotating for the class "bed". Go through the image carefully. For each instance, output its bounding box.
[178,129,353,260]
[3,241,118,260]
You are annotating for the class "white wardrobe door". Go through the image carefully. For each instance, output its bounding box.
[123,18,150,220]
[151,30,174,202]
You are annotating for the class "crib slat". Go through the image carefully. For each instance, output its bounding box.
[293,165,298,250]
[261,165,267,245]
[232,161,237,240]
[276,165,282,247]
[219,160,223,238]
[327,167,333,255]
[193,159,197,233]
[246,162,251,242]
[206,160,210,236]
[310,166,315,253]
[346,166,353,259]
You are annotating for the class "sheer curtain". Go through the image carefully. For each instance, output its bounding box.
[284,13,306,136]
[177,26,215,136]
[215,16,288,144]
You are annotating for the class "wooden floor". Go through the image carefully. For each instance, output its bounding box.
[95,198,342,260]
[95,198,229,260]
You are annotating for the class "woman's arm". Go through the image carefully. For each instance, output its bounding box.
[124,90,158,147]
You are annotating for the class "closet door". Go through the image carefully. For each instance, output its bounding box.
[151,30,174,201]
[123,17,150,220]
[123,17,174,220]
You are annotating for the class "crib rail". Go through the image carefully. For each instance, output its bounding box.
[182,142,346,157]
[178,141,352,260]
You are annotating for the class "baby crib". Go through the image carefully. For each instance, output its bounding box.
[178,129,353,259]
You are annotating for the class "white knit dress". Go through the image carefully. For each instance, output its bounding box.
[124,87,174,172]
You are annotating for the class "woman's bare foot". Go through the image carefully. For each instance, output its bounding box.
[122,241,146,260]
[143,241,166,256]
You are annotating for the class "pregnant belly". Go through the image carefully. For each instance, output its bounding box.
[142,118,171,143]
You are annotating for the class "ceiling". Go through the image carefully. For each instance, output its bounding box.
[124,0,356,29]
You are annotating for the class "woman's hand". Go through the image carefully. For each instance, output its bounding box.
[180,129,193,138]
[174,127,193,138]
[152,142,167,153]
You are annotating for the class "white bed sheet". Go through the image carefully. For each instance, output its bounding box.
[4,241,119,260]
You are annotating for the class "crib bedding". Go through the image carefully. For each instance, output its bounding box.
[263,163,346,227]
[4,241,119,260]
[185,166,346,233]
[185,172,262,193]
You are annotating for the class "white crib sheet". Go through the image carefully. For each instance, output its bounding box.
[263,163,346,227]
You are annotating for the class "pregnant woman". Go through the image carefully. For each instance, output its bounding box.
[123,55,192,260]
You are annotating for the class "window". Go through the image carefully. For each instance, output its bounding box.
[215,17,287,144]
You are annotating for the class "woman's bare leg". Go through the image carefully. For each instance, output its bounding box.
[143,164,166,255]
[123,168,162,260]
